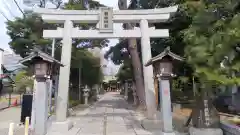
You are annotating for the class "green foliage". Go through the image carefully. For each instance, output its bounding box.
[183,0,240,85]
[14,70,33,94]
[72,49,104,86]
[104,39,129,65]
[6,14,52,57]
[137,0,240,86]
[106,0,240,98]
[6,0,106,87]
[115,60,133,82]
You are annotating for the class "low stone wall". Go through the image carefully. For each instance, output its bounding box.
[172,103,240,135]
[220,122,240,135]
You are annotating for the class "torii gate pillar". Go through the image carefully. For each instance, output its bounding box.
[56,20,73,122]
[51,20,74,132]
[34,6,178,132]
[140,19,156,118]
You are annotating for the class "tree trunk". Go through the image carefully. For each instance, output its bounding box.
[118,0,146,107]
[127,38,146,106]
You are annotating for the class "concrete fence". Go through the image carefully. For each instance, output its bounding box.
[220,122,240,135]
[8,117,30,135]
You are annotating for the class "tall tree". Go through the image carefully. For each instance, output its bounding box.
[183,0,240,85]
[6,0,107,89]
[105,0,146,106]
[108,0,240,127]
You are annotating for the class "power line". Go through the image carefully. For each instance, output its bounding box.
[2,0,16,18]
[13,0,25,16]
[0,9,10,21]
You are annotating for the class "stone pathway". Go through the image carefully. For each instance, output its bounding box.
[49,92,154,135]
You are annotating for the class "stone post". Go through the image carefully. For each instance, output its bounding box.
[124,81,128,100]
[34,77,48,135]
[157,76,173,133]
[83,85,90,105]
[140,19,157,119]
[30,80,37,130]
[46,79,51,116]
[54,75,59,113]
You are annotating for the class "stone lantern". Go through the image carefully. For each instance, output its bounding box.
[83,85,90,105]
[124,79,132,100]
[145,46,184,135]
[20,47,63,135]
[145,47,184,78]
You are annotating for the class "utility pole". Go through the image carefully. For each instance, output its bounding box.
[79,61,82,101]
[48,39,55,115]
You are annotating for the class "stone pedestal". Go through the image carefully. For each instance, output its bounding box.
[124,82,128,100]
[159,132,176,135]
[84,95,89,105]
[158,78,173,132]
[49,120,73,133]
[141,111,163,130]
[189,127,223,135]
[83,85,90,105]
[141,118,162,131]
[35,78,48,135]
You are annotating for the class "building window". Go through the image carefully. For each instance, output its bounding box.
[104,12,108,16]
[104,24,108,28]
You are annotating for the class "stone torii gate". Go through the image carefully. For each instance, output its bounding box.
[34,6,178,131]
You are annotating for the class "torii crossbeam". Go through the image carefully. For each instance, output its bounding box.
[34,6,178,132]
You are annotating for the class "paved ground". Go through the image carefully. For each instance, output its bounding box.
[49,92,158,135]
[0,92,187,135]
[0,102,8,110]
[0,106,24,135]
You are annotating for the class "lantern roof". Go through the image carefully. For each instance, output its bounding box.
[145,46,184,66]
[19,47,63,66]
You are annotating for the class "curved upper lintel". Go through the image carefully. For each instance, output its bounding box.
[34,5,178,15]
[33,5,178,23]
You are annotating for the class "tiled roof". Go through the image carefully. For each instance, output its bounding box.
[19,47,63,66]
[145,46,184,66]
[3,53,25,71]
[1,51,24,83]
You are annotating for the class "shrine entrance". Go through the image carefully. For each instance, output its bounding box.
[34,6,178,129]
